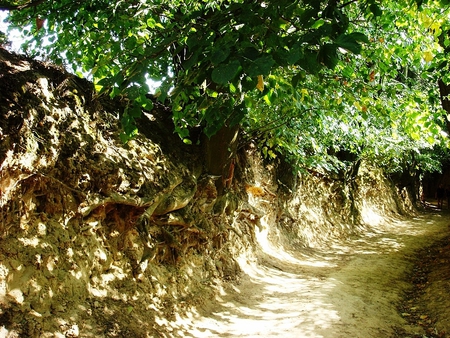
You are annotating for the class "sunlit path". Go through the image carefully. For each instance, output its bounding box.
[163,212,449,338]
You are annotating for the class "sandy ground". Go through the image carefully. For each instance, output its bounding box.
[163,210,450,338]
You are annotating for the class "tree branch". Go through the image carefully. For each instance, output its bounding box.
[338,0,358,9]
[0,0,46,11]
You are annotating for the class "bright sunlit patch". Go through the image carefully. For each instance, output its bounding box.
[0,12,25,52]
[155,315,170,327]
[46,257,56,272]
[37,77,52,102]
[66,247,74,258]
[18,237,39,247]
[7,289,24,304]
[167,204,343,337]
[88,285,108,298]
[70,269,83,280]
[101,273,117,284]
[361,205,384,225]
[0,326,20,338]
[0,264,9,298]
[94,248,107,263]
[254,215,336,268]
[174,269,341,337]
[37,222,46,235]
[377,237,403,250]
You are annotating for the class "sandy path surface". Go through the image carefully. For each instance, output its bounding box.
[166,211,450,337]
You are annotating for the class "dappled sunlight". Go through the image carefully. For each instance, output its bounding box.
[173,261,340,337]
[255,216,337,268]
[361,206,384,226]
[3,38,450,338]
[168,217,349,337]
[163,210,450,337]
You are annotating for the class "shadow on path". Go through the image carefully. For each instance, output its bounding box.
[162,212,450,338]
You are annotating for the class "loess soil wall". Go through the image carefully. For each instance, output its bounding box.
[0,48,414,337]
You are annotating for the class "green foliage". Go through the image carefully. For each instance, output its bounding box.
[4,0,368,137]
[0,30,8,45]
[3,0,450,176]
[242,0,450,175]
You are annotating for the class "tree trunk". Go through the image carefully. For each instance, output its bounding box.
[202,124,240,196]
[438,79,450,135]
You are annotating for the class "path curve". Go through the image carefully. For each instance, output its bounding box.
[166,211,449,337]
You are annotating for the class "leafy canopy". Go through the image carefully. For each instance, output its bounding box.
[2,0,450,174]
[3,0,370,134]
[241,0,450,175]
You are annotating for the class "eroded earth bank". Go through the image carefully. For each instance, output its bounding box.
[1,48,449,337]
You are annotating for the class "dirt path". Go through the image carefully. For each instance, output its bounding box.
[164,211,450,337]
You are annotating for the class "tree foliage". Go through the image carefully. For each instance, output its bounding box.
[2,0,450,175]
[241,0,450,175]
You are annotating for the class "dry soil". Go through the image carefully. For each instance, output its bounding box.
[162,208,450,338]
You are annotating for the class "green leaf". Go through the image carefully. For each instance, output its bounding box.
[275,44,302,66]
[204,119,225,138]
[349,32,369,44]
[228,102,248,126]
[292,71,306,87]
[186,34,200,49]
[96,77,114,94]
[297,50,322,74]
[263,89,274,105]
[319,44,339,69]
[120,132,131,144]
[286,44,302,65]
[146,17,156,28]
[211,47,230,65]
[335,34,363,54]
[127,104,142,118]
[124,85,140,100]
[121,113,138,140]
[211,60,241,84]
[182,48,203,70]
[247,55,275,77]
[311,18,325,29]
[97,76,114,87]
[243,47,260,61]
[113,71,124,87]
[369,4,383,17]
[125,35,137,50]
[136,94,154,110]
[110,86,121,98]
[241,76,255,91]
[342,66,354,78]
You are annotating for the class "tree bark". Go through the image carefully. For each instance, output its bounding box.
[202,124,239,196]
[438,79,450,135]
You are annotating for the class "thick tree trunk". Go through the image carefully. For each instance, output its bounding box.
[202,124,240,196]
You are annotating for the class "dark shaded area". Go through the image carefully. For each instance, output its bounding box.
[395,228,450,338]
[422,157,450,203]
[137,99,201,164]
